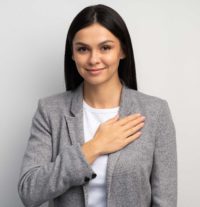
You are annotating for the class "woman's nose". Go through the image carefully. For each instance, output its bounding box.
[88,50,100,65]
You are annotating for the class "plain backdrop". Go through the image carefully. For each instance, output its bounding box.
[0,0,200,206]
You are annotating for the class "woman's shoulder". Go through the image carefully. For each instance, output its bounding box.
[127,88,167,105]
[36,91,73,110]
[127,88,173,122]
[126,88,171,116]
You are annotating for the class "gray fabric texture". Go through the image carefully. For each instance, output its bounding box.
[18,82,177,207]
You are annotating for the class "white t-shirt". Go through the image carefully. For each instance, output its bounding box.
[83,100,119,207]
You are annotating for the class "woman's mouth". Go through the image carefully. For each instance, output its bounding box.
[86,68,106,75]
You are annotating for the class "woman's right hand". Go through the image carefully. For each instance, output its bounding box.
[91,113,145,156]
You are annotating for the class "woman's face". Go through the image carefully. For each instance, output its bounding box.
[72,23,125,86]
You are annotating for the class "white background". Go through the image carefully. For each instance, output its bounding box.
[0,0,200,206]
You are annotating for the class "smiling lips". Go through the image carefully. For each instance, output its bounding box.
[86,68,105,75]
[86,68,105,71]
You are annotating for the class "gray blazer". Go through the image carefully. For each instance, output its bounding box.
[18,82,177,207]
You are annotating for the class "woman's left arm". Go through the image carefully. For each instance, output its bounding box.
[150,100,177,207]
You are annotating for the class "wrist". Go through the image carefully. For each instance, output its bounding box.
[81,139,101,165]
[89,139,102,157]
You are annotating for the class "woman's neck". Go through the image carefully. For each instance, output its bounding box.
[83,80,122,109]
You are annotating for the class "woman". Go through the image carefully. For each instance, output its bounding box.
[18,4,177,207]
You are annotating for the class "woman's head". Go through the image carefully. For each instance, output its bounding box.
[64,4,137,90]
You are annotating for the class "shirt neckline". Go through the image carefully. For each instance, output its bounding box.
[83,100,119,113]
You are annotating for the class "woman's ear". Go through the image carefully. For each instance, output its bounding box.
[120,49,126,59]
[120,53,126,59]
[120,55,126,59]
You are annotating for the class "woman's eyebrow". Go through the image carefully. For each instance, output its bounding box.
[74,40,114,46]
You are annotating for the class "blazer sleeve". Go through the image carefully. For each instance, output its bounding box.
[150,100,177,207]
[18,99,96,207]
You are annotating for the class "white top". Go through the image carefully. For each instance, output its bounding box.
[83,100,119,207]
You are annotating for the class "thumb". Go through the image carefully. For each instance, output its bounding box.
[107,114,119,123]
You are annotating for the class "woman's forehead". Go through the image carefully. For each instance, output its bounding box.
[73,23,119,45]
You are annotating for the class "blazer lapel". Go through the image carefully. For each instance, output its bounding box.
[105,84,141,204]
[64,81,140,206]
[64,83,84,145]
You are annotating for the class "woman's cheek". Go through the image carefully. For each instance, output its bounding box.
[74,57,87,69]
[104,52,121,64]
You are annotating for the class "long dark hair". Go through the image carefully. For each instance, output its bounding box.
[64,4,137,91]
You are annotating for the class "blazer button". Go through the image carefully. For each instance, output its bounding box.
[84,176,90,182]
[91,173,97,179]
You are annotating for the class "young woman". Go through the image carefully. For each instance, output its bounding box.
[18,4,177,207]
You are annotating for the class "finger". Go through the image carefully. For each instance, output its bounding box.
[125,131,142,144]
[124,122,144,137]
[122,116,145,130]
[117,113,142,126]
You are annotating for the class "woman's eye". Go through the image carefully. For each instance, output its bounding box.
[102,45,111,51]
[76,45,111,53]
[77,47,88,53]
